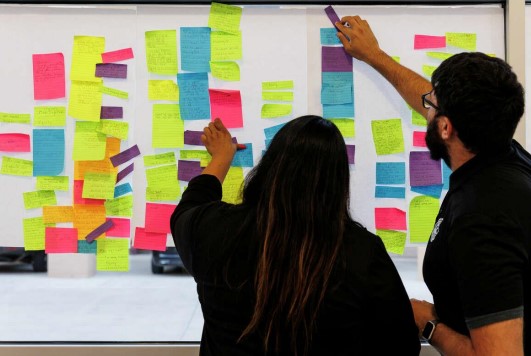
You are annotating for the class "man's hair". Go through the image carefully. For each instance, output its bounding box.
[432,52,524,153]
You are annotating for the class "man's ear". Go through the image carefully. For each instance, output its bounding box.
[438,116,453,140]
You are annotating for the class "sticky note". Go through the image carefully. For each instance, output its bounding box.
[152,104,184,148]
[33,129,65,176]
[145,203,176,234]
[322,103,354,119]
[146,186,180,202]
[322,47,352,72]
[71,35,105,81]
[101,86,128,99]
[414,35,446,49]
[85,219,114,243]
[210,61,240,81]
[36,176,69,191]
[371,119,405,155]
[422,65,437,77]
[73,121,106,161]
[0,112,31,124]
[114,183,133,198]
[409,196,440,243]
[148,80,179,101]
[211,31,242,61]
[374,207,407,231]
[110,145,140,167]
[264,123,286,139]
[446,32,476,51]
[0,133,30,152]
[23,217,46,251]
[178,160,203,181]
[262,91,294,102]
[231,143,253,167]
[329,119,355,138]
[321,72,353,105]
[78,240,97,254]
[73,180,105,206]
[442,162,451,190]
[133,227,167,252]
[145,30,178,75]
[34,106,66,126]
[95,63,127,79]
[320,28,342,45]
[45,227,78,253]
[74,204,106,239]
[180,150,210,160]
[106,218,131,237]
[426,52,453,61]
[413,131,427,147]
[32,52,65,100]
[101,48,134,63]
[1,157,33,176]
[261,104,292,119]
[262,81,294,90]
[411,184,444,199]
[183,131,204,146]
[82,172,117,199]
[346,144,355,164]
[146,164,177,189]
[324,5,341,29]
[23,190,57,210]
[222,167,243,204]
[412,110,427,127]
[104,195,134,217]
[181,27,211,72]
[116,163,134,183]
[377,229,407,255]
[100,106,123,120]
[68,80,103,121]
[43,206,74,224]
[375,186,406,199]
[208,2,242,34]
[144,152,176,167]
[177,73,211,120]
[97,238,129,271]
[376,162,406,185]
[209,89,243,128]
[409,151,442,187]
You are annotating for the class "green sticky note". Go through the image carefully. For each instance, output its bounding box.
[261,104,292,119]
[152,104,184,148]
[96,238,129,272]
[426,52,453,61]
[143,152,176,167]
[1,156,33,176]
[222,167,243,204]
[23,216,46,251]
[412,110,427,127]
[391,56,400,63]
[329,118,355,138]
[262,80,294,90]
[101,86,128,99]
[409,195,440,243]
[210,61,240,81]
[71,35,105,82]
[148,80,179,101]
[145,30,178,75]
[36,176,69,191]
[0,112,31,124]
[208,2,242,34]
[23,190,57,210]
[97,120,129,140]
[371,119,405,155]
[73,121,106,161]
[105,195,134,217]
[83,172,117,199]
[180,150,210,160]
[146,164,177,189]
[376,229,407,255]
[34,106,66,127]
[422,64,437,78]
[211,31,242,61]
[446,32,477,51]
[262,91,294,102]
[146,186,181,202]
[68,80,103,122]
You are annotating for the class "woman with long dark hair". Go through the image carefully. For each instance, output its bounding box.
[171,116,420,355]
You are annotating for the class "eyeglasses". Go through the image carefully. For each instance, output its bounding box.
[422,91,440,111]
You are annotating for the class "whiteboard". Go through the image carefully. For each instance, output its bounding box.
[0,4,504,248]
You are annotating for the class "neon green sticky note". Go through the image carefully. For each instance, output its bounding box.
[391,56,400,63]
[148,80,179,101]
[23,190,57,210]
[422,65,437,78]
[180,150,210,160]
[261,104,292,119]
[71,35,105,82]
[152,104,184,148]
[73,121,106,161]
[1,156,33,176]
[329,118,355,138]
[83,172,117,199]
[409,195,440,243]
[200,157,212,167]
[412,110,427,127]
[445,32,476,51]
[105,195,134,217]
[0,112,31,124]
[96,238,129,272]
[208,2,242,34]
[262,91,294,102]
[426,52,453,61]
[68,80,103,121]
[210,61,240,81]
[222,167,243,204]
[101,86,128,99]
[371,118,405,155]
[36,176,69,191]
[97,120,129,140]
[34,106,66,127]
[143,152,176,167]
[262,81,294,90]
[146,164,177,189]
[211,31,242,61]
[145,30,178,75]
[23,216,46,251]
[146,186,180,202]
[376,229,407,255]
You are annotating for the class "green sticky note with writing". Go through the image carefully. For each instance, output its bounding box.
[23,216,46,251]
[36,176,69,191]
[371,119,405,155]
[262,80,294,90]
[146,164,177,189]
[83,172,117,199]
[180,150,210,160]
[1,156,33,176]
[261,104,292,119]
[0,112,31,124]
[73,121,106,161]
[23,190,57,210]
[146,186,181,202]
[262,91,294,102]
[97,120,129,140]
[148,80,179,101]
[152,104,184,148]
[208,2,242,34]
[222,167,244,204]
[426,52,453,61]
[376,229,407,255]
[446,32,476,51]
[143,152,176,167]
[329,118,355,138]
[101,86,128,99]
[105,195,134,217]
[211,31,242,61]
[145,30,178,75]
[34,106,66,126]
[409,196,440,243]
[210,61,240,81]
[97,238,129,272]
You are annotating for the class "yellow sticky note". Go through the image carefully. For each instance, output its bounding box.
[329,118,355,138]
[261,104,292,119]
[74,204,107,239]
[146,164,177,189]
[96,238,129,272]
[210,61,240,81]
[36,176,69,191]
[412,110,427,127]
[409,196,440,243]
[422,65,437,78]
[262,91,294,102]
[73,121,107,161]
[180,150,210,160]
[200,157,212,167]
[262,81,294,90]
[23,217,46,251]
[148,80,179,101]
[1,156,33,176]
[371,119,405,155]
[23,190,57,210]
[222,167,243,204]
[74,137,119,179]
[445,32,477,51]
[68,80,103,121]
[211,31,242,61]
[145,30,178,75]
[208,2,242,34]
[105,195,134,217]
[97,120,129,140]
[146,186,181,202]
[82,172,117,199]
[0,112,31,124]
[143,152,176,167]
[426,52,453,61]
[101,86,128,99]
[71,35,105,82]
[152,104,184,148]
[43,206,74,224]
[376,229,407,255]
[34,106,66,127]
[391,56,400,63]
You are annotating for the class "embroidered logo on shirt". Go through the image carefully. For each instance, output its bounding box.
[430,218,443,242]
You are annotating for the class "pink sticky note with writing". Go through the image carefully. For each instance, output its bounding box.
[209,89,243,129]
[414,35,446,49]
[374,208,407,230]
[45,227,78,253]
[145,203,176,234]
[101,48,134,63]
[0,133,31,152]
[413,131,427,147]
[32,53,65,100]
[73,180,105,205]
[133,227,167,251]
[106,218,131,237]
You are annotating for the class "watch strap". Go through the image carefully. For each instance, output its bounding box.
[422,319,440,342]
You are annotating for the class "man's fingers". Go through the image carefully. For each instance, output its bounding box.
[337,32,350,47]
[200,134,207,144]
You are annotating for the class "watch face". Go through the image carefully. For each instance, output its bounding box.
[422,321,435,340]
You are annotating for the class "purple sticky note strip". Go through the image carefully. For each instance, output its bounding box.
[324,5,341,29]
[184,130,204,146]
[85,219,114,243]
[346,144,355,164]
[322,47,352,72]
[178,160,203,182]
[101,106,123,119]
[95,63,127,79]
[110,144,140,167]
[116,163,134,183]
[409,151,442,187]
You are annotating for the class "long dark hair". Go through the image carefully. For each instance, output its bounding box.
[239,115,352,355]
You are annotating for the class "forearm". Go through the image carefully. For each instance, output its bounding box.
[430,323,475,356]
[201,155,232,184]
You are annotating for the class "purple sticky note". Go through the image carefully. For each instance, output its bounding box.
[346,144,355,164]
[110,144,140,167]
[409,151,442,187]
[324,5,341,29]
[85,220,114,243]
[95,63,127,79]
[184,131,204,146]
[116,163,134,183]
[322,47,352,72]
[100,106,123,119]
[178,160,203,182]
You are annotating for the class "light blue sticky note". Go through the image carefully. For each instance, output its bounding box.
[264,139,273,148]
[411,184,444,198]
[231,143,253,167]
[320,28,341,45]
[376,162,406,185]
[321,72,353,105]
[181,27,211,73]
[323,103,354,119]
[264,122,286,140]
[33,129,64,176]
[78,240,97,254]
[442,162,452,190]
[177,73,211,120]
[114,183,133,198]
[375,186,406,199]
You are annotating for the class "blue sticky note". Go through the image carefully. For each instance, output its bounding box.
[320,28,341,45]
[231,143,253,167]
[78,240,97,254]
[177,73,211,120]
[323,103,354,119]
[33,129,64,176]
[264,139,273,148]
[375,186,406,199]
[321,72,353,105]
[181,27,211,72]
[376,162,406,185]
[264,122,286,140]
[442,162,452,190]
[411,184,444,198]
[114,183,133,198]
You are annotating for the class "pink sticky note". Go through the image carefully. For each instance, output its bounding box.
[45,227,78,253]
[73,180,105,205]
[209,89,243,129]
[32,53,65,100]
[413,131,427,147]
[106,218,131,237]
[145,203,176,234]
[133,227,167,251]
[414,35,446,49]
[101,48,134,63]
[0,133,31,152]
[374,208,407,230]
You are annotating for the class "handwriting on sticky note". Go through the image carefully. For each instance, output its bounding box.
[33,52,65,100]
[101,48,134,63]
[152,104,184,148]
[210,61,240,81]
[374,207,407,230]
[148,80,179,101]
[211,31,242,61]
[45,227,78,253]
[145,30,178,75]
[1,156,33,176]
[414,35,446,49]
[261,104,292,119]
[34,106,66,126]
[371,119,405,155]
[409,196,440,243]
[209,89,243,128]
[23,217,46,251]
[377,229,407,255]
[208,2,242,34]
[68,80,103,121]
[0,133,30,152]
[96,238,129,271]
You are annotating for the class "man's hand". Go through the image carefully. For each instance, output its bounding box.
[336,16,383,65]
[410,298,437,337]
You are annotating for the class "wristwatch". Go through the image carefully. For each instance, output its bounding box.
[422,319,440,342]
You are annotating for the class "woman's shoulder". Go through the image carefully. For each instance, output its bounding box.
[341,221,389,270]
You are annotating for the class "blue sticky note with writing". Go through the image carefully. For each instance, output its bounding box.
[231,143,253,167]
[442,162,451,190]
[320,28,341,45]
[177,73,211,120]
[114,183,133,198]
[264,122,286,140]
[375,186,406,199]
[376,162,406,185]
[33,129,64,176]
[78,240,97,254]
[323,103,354,119]
[321,72,353,105]
[181,27,211,72]
[411,184,444,198]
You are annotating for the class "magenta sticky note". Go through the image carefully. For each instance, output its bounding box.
[413,131,427,147]
[209,89,244,129]
[106,218,131,237]
[374,208,407,230]
[414,35,446,49]
[45,227,78,253]
[0,133,31,152]
[101,48,134,63]
[144,203,176,234]
[32,53,65,100]
[133,227,167,252]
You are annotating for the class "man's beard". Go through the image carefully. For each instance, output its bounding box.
[425,116,451,167]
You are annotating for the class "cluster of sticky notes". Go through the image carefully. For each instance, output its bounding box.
[321,46,354,119]
[375,162,406,199]
[134,203,175,251]
[261,81,294,119]
[374,208,407,254]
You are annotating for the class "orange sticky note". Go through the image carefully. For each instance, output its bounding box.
[209,89,243,129]
[374,208,407,231]
[0,133,31,152]
[45,227,78,253]
[413,131,427,147]
[106,218,131,237]
[133,227,167,251]
[43,206,74,223]
[74,137,120,180]
[101,48,134,63]
[74,204,107,239]
[144,203,176,234]
[32,53,65,100]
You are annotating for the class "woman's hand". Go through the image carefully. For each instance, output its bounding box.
[200,118,237,183]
